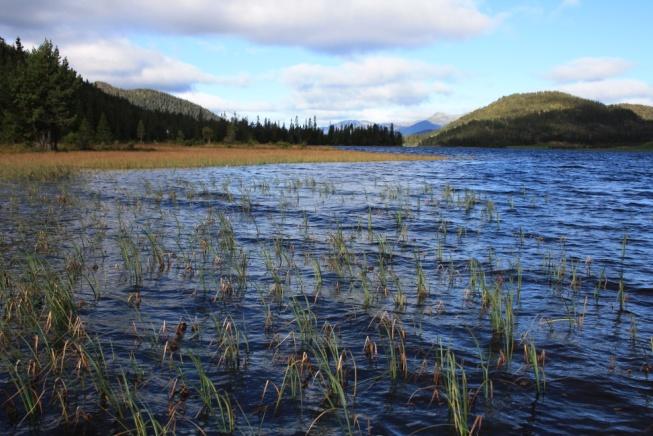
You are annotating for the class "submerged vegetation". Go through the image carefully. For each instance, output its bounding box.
[0,152,651,434]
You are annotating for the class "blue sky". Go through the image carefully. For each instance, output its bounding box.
[1,0,652,125]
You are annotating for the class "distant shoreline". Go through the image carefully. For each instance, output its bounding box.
[413,142,653,151]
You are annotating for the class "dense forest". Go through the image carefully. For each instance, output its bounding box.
[0,37,402,150]
[617,103,653,121]
[420,91,653,147]
[94,81,220,121]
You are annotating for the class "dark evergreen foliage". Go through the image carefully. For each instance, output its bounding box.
[95,113,112,145]
[0,37,402,148]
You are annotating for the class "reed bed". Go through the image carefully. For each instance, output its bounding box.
[0,145,441,179]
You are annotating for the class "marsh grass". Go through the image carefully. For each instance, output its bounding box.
[0,145,442,179]
[523,341,546,397]
[0,156,646,435]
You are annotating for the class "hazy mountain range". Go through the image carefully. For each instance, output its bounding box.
[322,113,460,136]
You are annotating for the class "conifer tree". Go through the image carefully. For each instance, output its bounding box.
[12,40,79,150]
[76,117,94,149]
[96,113,112,144]
[136,119,145,143]
[202,126,213,144]
[176,129,185,143]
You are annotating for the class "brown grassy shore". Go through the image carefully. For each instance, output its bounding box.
[0,143,442,179]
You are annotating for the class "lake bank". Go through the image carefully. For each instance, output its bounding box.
[0,144,442,179]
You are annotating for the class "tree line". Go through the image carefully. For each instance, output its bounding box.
[0,37,402,150]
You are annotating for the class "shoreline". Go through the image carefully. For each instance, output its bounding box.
[0,144,443,180]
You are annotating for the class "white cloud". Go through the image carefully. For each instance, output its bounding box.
[174,56,460,125]
[549,57,633,83]
[558,79,653,104]
[61,39,246,91]
[547,56,653,105]
[1,0,497,52]
[282,57,456,112]
[173,91,278,116]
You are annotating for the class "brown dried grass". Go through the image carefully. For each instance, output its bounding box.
[0,144,441,179]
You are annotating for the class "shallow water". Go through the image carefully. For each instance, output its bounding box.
[1,147,652,434]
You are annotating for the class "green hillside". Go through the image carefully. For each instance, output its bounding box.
[420,91,653,147]
[95,81,220,121]
[615,103,653,121]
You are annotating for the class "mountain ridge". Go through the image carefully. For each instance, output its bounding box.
[420,91,653,147]
[94,81,220,121]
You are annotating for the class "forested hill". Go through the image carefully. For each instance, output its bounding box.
[616,103,653,121]
[95,81,219,121]
[0,37,402,150]
[420,91,653,147]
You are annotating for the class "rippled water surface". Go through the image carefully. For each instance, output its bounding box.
[1,147,652,434]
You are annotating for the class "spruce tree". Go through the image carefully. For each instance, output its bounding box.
[77,117,94,150]
[96,113,112,144]
[136,119,145,143]
[176,129,185,143]
[202,126,213,144]
[12,40,79,150]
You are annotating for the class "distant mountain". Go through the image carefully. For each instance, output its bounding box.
[325,115,454,136]
[428,112,460,126]
[397,120,441,136]
[420,91,653,147]
[322,119,393,133]
[95,81,220,121]
[329,120,377,129]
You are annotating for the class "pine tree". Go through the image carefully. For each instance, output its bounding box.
[176,129,185,143]
[12,40,80,150]
[77,117,94,150]
[96,113,112,144]
[201,126,213,144]
[136,119,145,143]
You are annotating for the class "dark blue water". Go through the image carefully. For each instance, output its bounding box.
[1,147,652,434]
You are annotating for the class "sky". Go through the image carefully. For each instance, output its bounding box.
[1,0,652,125]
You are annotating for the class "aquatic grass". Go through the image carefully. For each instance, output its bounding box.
[234,249,249,290]
[0,146,442,179]
[617,234,628,312]
[211,315,248,370]
[290,297,318,347]
[485,281,515,361]
[7,359,45,425]
[144,228,167,273]
[523,341,546,397]
[375,312,408,382]
[308,323,355,435]
[2,149,652,434]
[274,351,312,413]
[594,267,607,301]
[415,252,429,304]
[118,233,143,290]
[190,354,235,431]
[360,265,374,308]
[441,347,475,436]
[311,257,323,289]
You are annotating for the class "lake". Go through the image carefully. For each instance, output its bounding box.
[1,147,652,434]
